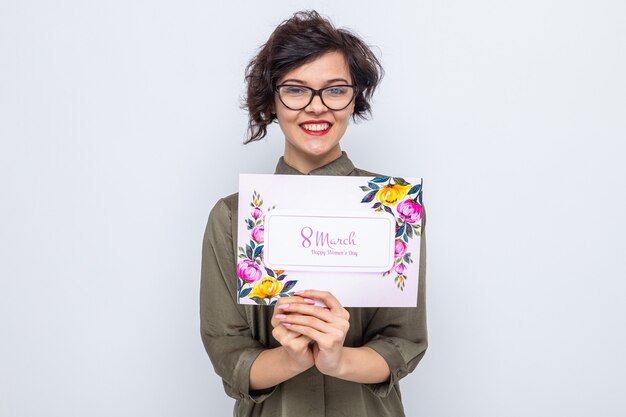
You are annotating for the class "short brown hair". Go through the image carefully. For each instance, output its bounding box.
[243,10,384,143]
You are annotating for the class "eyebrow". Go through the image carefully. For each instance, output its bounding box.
[281,78,351,85]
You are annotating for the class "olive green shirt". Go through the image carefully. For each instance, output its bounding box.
[200,152,427,417]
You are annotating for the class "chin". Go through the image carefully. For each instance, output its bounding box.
[301,144,339,159]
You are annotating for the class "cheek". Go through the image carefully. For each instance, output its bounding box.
[282,113,299,126]
[340,102,355,122]
[275,107,296,124]
[336,109,353,125]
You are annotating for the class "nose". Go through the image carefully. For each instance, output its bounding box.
[305,92,328,114]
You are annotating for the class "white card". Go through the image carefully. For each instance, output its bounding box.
[237,174,424,307]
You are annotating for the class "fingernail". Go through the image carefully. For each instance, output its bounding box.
[278,304,289,310]
[275,314,286,319]
[303,298,315,304]
[295,290,305,295]
[282,322,292,327]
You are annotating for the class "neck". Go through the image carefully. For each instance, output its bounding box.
[282,145,343,174]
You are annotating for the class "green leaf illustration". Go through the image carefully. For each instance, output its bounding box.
[371,176,390,183]
[250,296,266,306]
[393,177,409,186]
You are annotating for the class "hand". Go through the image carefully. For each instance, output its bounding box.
[271,296,315,372]
[274,290,350,377]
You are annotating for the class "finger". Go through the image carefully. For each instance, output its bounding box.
[274,295,311,307]
[278,313,345,336]
[276,303,336,323]
[272,296,313,326]
[295,290,349,319]
[295,290,341,309]
[273,323,308,344]
[281,323,326,344]
[274,316,315,340]
[273,333,313,354]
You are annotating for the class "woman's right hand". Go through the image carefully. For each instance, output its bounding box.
[271,296,315,371]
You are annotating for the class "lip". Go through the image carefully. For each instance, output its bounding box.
[299,120,333,136]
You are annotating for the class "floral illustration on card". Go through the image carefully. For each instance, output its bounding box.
[237,191,298,305]
[360,177,423,290]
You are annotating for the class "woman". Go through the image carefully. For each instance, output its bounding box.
[200,10,427,417]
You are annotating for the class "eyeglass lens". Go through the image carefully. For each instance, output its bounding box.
[277,85,354,110]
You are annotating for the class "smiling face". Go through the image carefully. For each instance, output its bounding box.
[274,50,355,174]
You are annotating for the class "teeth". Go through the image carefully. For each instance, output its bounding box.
[302,123,330,131]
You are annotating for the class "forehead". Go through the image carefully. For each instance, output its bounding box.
[277,51,352,85]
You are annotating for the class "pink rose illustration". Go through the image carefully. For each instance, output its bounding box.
[397,200,422,224]
[395,263,406,274]
[251,207,263,219]
[394,240,407,257]
[237,259,262,283]
[251,225,264,243]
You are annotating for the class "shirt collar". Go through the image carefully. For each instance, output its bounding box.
[274,151,356,176]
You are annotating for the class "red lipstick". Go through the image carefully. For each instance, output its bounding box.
[299,120,333,136]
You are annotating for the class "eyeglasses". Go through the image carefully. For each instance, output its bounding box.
[275,84,357,111]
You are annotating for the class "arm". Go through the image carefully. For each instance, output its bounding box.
[249,345,310,390]
[324,346,390,383]
[200,199,315,400]
[361,211,428,396]
[200,199,272,402]
[249,296,315,390]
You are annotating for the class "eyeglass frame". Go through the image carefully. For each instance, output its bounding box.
[274,84,358,111]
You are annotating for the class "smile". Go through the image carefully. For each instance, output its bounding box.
[300,122,332,136]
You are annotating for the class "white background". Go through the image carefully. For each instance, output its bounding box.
[1,1,625,416]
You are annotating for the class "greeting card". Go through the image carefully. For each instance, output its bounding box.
[237,174,423,307]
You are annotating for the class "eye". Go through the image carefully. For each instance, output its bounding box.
[281,86,308,95]
[325,86,349,96]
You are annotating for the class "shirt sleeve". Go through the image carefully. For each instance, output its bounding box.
[362,210,428,398]
[200,198,276,403]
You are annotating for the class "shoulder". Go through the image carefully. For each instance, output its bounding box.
[208,192,238,220]
[204,192,239,242]
[220,192,239,214]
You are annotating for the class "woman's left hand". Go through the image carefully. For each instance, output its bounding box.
[274,290,350,376]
